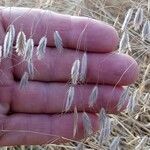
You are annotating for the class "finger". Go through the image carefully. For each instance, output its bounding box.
[2,82,127,114]
[0,113,99,146]
[1,7,119,52]
[12,48,139,85]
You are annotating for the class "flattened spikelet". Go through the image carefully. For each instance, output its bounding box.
[20,72,29,89]
[133,8,143,30]
[0,46,2,62]
[37,36,47,60]
[80,52,87,82]
[119,31,130,53]
[99,108,107,129]
[75,143,85,150]
[16,31,26,56]
[27,60,34,77]
[99,117,111,145]
[71,59,80,85]
[141,20,150,41]
[82,112,93,136]
[109,136,120,150]
[3,30,13,58]
[73,106,78,137]
[117,86,130,111]
[135,136,148,150]
[121,8,133,31]
[24,38,34,62]
[88,85,98,107]
[54,31,63,52]
[65,86,75,112]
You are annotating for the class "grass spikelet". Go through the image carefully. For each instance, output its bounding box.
[0,46,2,62]
[65,86,75,112]
[80,52,87,82]
[119,31,130,53]
[9,25,15,44]
[141,20,150,41]
[3,29,13,58]
[143,64,150,81]
[36,36,47,60]
[99,108,107,129]
[135,136,148,150]
[126,89,138,113]
[99,117,111,145]
[15,31,26,56]
[88,85,98,107]
[82,112,93,136]
[75,143,85,150]
[121,8,133,31]
[20,72,29,89]
[117,86,130,111]
[73,106,78,137]
[24,38,34,62]
[109,136,120,150]
[27,60,34,77]
[140,79,150,92]
[133,7,143,31]
[71,59,80,85]
[54,31,63,52]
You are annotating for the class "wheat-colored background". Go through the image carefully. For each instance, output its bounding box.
[0,0,150,150]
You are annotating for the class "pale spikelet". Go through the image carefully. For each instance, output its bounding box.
[117,86,130,111]
[20,72,29,89]
[3,30,13,58]
[119,31,130,53]
[99,117,111,145]
[75,143,85,150]
[126,90,138,113]
[148,0,150,12]
[80,52,87,82]
[0,46,2,62]
[143,64,150,81]
[54,31,63,52]
[65,86,75,112]
[24,38,34,62]
[133,7,144,31]
[109,136,120,150]
[9,25,15,45]
[82,112,93,136]
[36,36,47,60]
[15,31,26,56]
[135,136,148,150]
[99,108,107,129]
[121,8,133,31]
[140,79,150,93]
[27,60,34,77]
[141,20,150,41]
[73,106,78,137]
[71,59,80,85]
[88,85,98,107]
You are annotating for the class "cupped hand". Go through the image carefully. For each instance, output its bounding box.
[0,7,139,146]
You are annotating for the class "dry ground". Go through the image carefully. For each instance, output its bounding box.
[0,0,149,150]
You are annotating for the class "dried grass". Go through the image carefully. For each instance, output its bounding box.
[0,0,150,150]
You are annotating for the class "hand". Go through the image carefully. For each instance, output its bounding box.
[0,7,138,146]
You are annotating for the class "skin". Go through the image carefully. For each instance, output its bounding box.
[0,7,139,146]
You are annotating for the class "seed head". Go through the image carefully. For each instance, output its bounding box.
[82,112,93,136]
[37,36,47,60]
[71,59,80,85]
[109,136,120,150]
[141,20,150,41]
[54,31,63,52]
[88,85,98,107]
[65,86,75,112]
[80,52,87,82]
[15,31,26,56]
[20,72,29,89]
[133,7,143,31]
[121,8,133,31]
